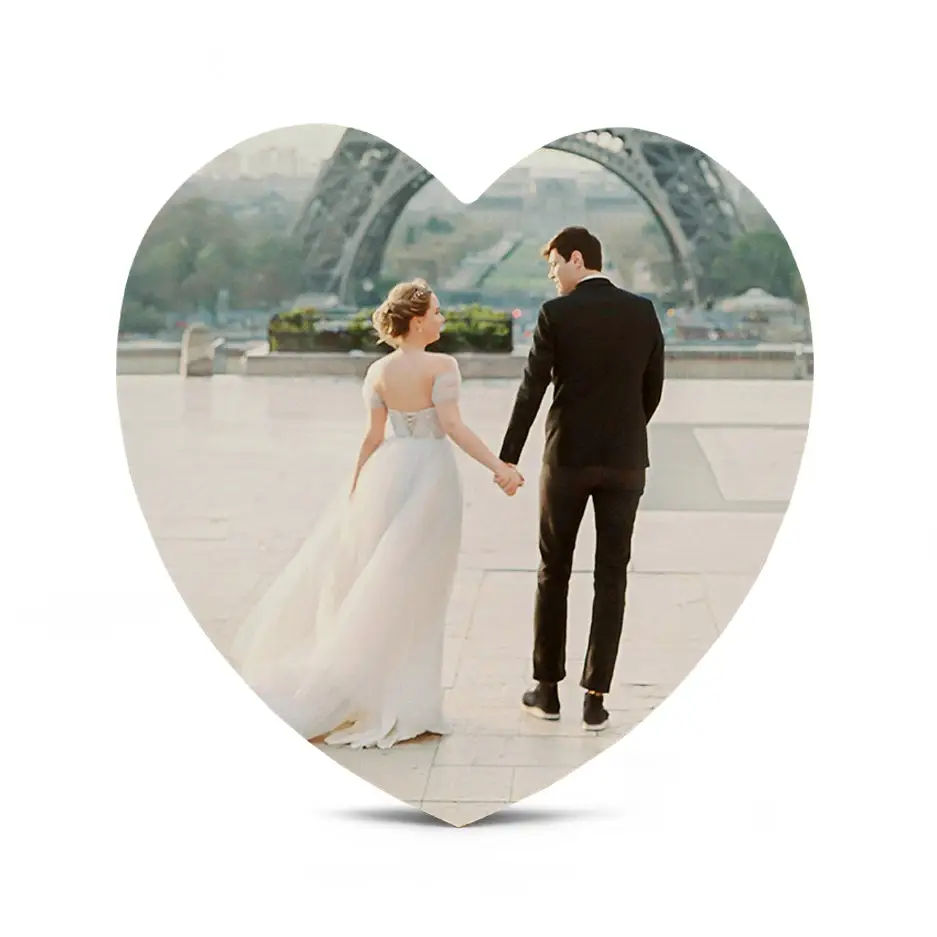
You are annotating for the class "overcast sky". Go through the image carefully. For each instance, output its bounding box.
[227,123,600,171]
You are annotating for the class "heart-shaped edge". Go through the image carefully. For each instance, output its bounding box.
[118,122,812,828]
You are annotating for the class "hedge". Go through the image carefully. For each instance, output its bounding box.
[268,304,513,354]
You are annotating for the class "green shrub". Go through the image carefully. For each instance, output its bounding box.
[267,306,320,351]
[267,304,513,354]
[431,305,512,353]
[119,300,166,336]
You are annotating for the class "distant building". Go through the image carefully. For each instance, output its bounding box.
[196,145,319,179]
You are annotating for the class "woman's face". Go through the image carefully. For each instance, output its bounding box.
[417,293,445,344]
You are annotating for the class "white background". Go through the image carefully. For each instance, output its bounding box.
[3,1,935,933]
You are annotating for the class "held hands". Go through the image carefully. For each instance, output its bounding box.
[493,462,525,496]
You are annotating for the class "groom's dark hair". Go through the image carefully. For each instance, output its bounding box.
[542,226,603,270]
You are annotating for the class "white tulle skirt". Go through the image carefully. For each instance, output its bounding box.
[227,435,463,748]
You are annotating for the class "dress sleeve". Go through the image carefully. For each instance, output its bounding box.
[431,362,462,404]
[362,368,385,409]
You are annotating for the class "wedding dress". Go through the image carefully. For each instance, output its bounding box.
[226,364,464,748]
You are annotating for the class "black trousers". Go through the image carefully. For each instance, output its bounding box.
[533,464,644,694]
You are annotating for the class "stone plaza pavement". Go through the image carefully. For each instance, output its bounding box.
[118,374,812,826]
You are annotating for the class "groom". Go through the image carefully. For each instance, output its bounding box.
[499,226,665,731]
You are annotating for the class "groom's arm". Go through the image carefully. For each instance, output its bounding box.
[642,301,665,424]
[499,304,555,465]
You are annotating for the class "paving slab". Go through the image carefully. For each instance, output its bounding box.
[118,374,810,826]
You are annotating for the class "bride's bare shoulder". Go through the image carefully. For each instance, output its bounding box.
[367,352,395,377]
[427,352,458,374]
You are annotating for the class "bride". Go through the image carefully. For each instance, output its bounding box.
[227,279,525,749]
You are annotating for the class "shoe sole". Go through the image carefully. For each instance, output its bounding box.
[522,703,560,721]
[582,719,609,732]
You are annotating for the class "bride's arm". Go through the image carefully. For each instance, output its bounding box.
[437,401,503,474]
[433,368,521,493]
[351,374,388,494]
[350,414,385,494]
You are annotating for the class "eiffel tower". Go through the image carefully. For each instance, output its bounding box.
[292,127,745,306]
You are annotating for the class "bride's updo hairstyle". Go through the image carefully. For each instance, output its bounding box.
[372,279,433,345]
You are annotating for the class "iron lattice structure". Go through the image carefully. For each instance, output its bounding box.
[292,127,745,305]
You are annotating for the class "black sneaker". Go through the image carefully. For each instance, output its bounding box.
[521,682,560,720]
[582,692,609,731]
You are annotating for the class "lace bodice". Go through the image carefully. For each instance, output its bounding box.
[363,364,461,439]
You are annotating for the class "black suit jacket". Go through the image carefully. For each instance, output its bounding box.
[499,277,665,470]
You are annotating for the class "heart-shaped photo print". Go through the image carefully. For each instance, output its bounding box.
[117,124,812,827]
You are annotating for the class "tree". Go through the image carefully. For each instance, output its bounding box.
[124,195,310,315]
[118,299,165,335]
[710,230,801,300]
[242,234,306,307]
